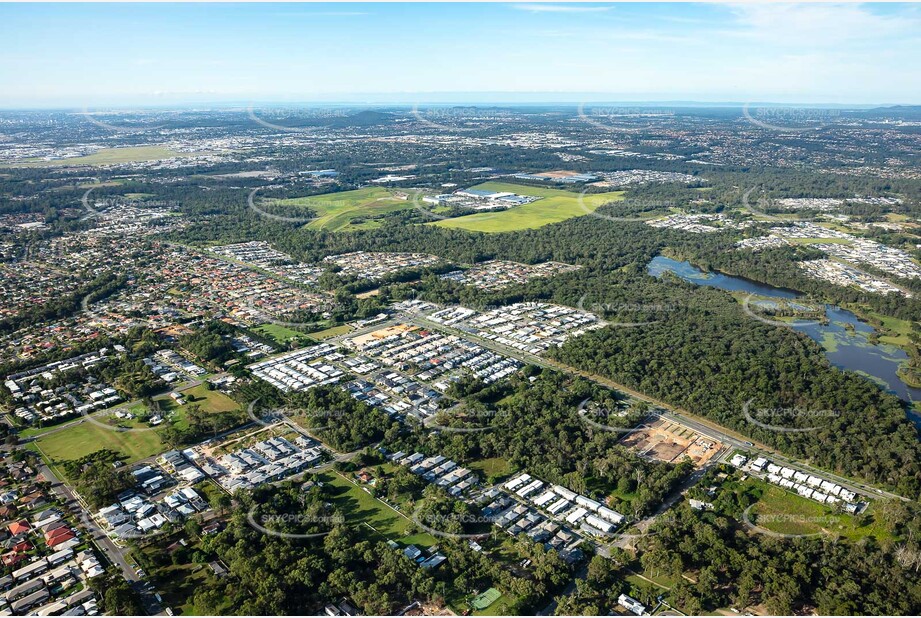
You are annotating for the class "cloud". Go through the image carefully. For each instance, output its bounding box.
[725,2,920,46]
[514,4,612,14]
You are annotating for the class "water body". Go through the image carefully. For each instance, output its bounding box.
[648,255,921,411]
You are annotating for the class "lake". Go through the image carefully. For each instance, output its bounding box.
[648,255,921,411]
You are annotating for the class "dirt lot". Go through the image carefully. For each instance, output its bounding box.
[620,418,722,466]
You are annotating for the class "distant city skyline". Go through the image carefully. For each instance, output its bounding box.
[1,2,920,108]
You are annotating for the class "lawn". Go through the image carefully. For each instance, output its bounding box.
[468,457,515,483]
[7,145,195,168]
[308,324,354,340]
[31,419,165,468]
[176,384,240,414]
[323,472,437,547]
[252,323,311,345]
[432,182,624,233]
[270,187,415,231]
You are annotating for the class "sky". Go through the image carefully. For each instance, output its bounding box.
[1,2,920,108]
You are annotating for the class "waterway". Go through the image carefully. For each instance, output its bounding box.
[648,255,921,409]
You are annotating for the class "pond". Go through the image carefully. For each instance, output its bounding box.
[648,256,921,413]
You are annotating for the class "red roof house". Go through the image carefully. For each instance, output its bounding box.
[46,531,76,548]
[7,520,30,535]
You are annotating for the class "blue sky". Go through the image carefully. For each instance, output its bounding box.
[1,2,920,107]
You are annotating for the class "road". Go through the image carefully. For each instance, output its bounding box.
[36,460,165,615]
[408,313,908,503]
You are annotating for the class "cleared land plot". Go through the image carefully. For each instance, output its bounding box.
[746,480,890,541]
[7,146,196,168]
[308,324,354,340]
[620,418,721,466]
[31,419,165,467]
[253,323,312,345]
[432,182,624,233]
[468,457,514,482]
[270,188,414,231]
[173,384,240,413]
[324,472,437,547]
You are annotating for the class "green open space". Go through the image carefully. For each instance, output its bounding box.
[30,419,165,470]
[431,182,624,233]
[252,323,312,345]
[7,145,197,168]
[323,472,437,547]
[468,457,515,483]
[270,187,415,231]
[746,480,890,541]
[308,324,354,340]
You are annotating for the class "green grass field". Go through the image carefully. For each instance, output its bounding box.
[432,182,624,233]
[308,324,354,340]
[468,457,514,482]
[31,420,165,467]
[747,481,890,541]
[324,472,437,547]
[174,384,240,413]
[253,323,312,345]
[270,187,414,231]
[8,146,195,168]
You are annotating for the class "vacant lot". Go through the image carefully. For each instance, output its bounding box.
[747,480,890,541]
[253,323,311,345]
[323,472,437,547]
[271,187,414,231]
[31,419,165,467]
[620,418,722,466]
[308,324,354,340]
[433,182,624,233]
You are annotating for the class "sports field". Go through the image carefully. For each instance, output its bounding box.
[471,588,501,611]
[270,187,414,231]
[432,182,624,232]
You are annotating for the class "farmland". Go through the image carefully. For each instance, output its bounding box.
[432,182,625,232]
